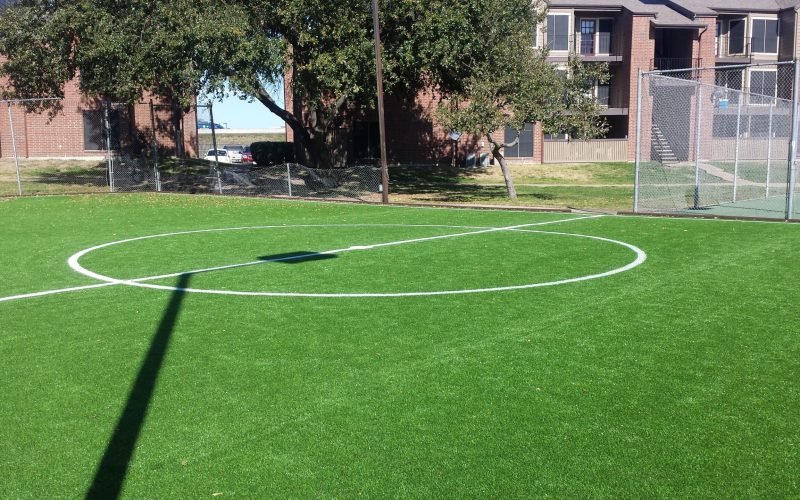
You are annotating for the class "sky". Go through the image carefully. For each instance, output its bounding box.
[199,82,285,130]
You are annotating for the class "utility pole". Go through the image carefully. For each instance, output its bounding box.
[371,0,389,203]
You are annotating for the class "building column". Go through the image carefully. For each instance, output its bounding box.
[626,14,656,161]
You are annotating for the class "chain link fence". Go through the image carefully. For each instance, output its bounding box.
[156,163,382,201]
[1,98,381,202]
[635,61,799,220]
[0,98,112,196]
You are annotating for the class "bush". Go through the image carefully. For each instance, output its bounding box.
[251,142,295,166]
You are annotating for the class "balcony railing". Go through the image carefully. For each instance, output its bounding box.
[716,35,780,58]
[716,36,752,58]
[650,58,703,72]
[545,33,621,57]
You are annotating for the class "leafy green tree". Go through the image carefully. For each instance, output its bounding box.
[435,2,609,199]
[0,1,267,104]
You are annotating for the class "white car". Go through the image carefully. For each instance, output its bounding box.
[222,144,244,163]
[204,149,232,163]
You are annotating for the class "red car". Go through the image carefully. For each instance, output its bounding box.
[241,146,254,164]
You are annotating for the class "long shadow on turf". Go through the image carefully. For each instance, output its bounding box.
[85,273,191,499]
[85,253,335,498]
[257,251,337,264]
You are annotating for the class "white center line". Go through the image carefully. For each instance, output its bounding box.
[0,215,603,303]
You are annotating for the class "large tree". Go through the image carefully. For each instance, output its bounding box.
[0,0,438,165]
[436,1,609,199]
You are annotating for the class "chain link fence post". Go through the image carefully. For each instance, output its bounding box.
[103,100,114,192]
[633,69,643,213]
[787,59,799,220]
[733,91,743,202]
[766,101,774,198]
[7,102,22,196]
[149,100,162,192]
[693,81,703,209]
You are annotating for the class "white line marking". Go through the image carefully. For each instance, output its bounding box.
[0,282,118,303]
[0,216,614,303]
[70,215,605,284]
[107,229,646,298]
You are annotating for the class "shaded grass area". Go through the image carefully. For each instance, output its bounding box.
[1,194,798,497]
[389,163,633,209]
[0,160,109,196]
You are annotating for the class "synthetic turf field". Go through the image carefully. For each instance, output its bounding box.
[1,193,798,497]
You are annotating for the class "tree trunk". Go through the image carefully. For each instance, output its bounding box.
[255,86,348,168]
[488,135,518,199]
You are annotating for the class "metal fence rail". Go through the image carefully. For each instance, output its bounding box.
[156,163,383,202]
[634,61,799,220]
[0,97,382,203]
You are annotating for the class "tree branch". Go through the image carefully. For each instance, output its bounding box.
[254,85,310,143]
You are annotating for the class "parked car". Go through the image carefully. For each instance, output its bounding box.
[197,120,225,129]
[241,146,254,164]
[204,149,232,163]
[222,144,244,163]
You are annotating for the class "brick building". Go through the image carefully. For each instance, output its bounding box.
[287,0,800,165]
[0,70,198,160]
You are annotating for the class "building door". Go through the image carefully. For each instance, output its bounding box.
[580,20,596,55]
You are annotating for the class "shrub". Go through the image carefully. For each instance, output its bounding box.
[251,142,295,166]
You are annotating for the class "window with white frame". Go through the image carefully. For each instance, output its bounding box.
[728,18,746,54]
[751,19,778,54]
[547,14,570,51]
[579,18,613,55]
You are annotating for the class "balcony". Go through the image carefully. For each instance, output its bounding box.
[716,35,779,61]
[716,36,752,62]
[650,58,702,72]
[545,33,623,62]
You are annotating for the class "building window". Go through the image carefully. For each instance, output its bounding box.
[547,14,570,51]
[83,109,122,151]
[728,18,746,54]
[750,70,777,104]
[715,69,743,103]
[504,124,534,157]
[578,18,613,55]
[751,19,778,54]
[596,82,610,106]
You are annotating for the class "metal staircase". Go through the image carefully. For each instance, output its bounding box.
[651,124,678,164]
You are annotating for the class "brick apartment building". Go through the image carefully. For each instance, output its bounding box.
[286,0,800,165]
[0,76,199,160]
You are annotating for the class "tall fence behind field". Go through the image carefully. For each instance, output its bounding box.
[634,61,799,220]
[0,98,382,202]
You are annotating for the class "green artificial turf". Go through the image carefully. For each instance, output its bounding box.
[1,193,798,497]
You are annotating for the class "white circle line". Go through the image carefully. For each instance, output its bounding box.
[68,223,647,298]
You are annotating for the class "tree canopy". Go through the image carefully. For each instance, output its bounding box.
[0,0,608,174]
[435,0,609,198]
